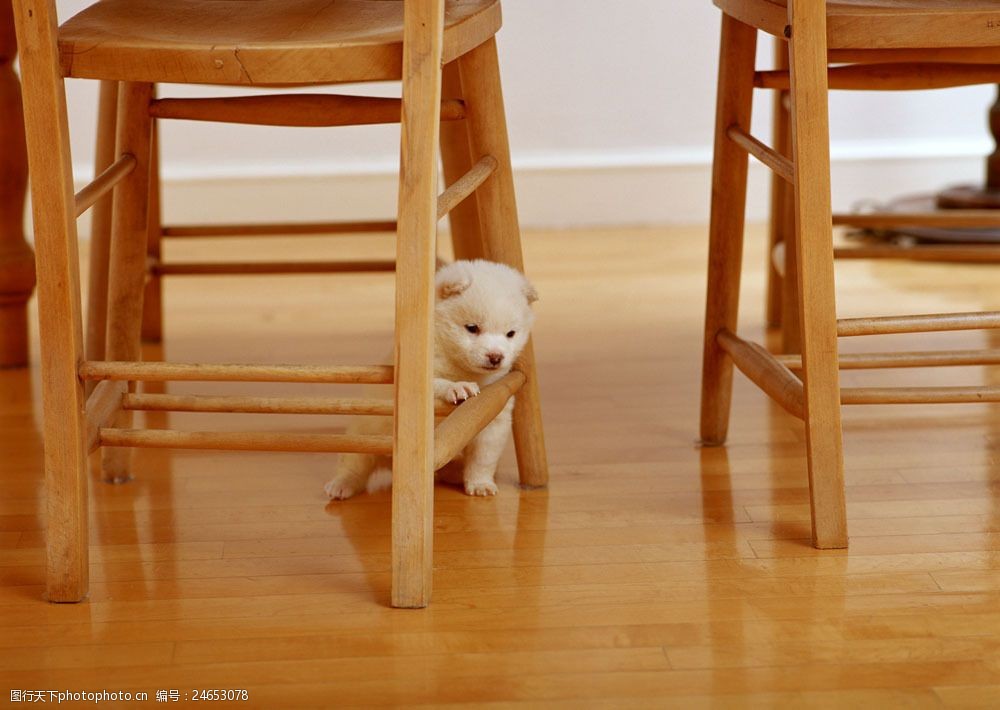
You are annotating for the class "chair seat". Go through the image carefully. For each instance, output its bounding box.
[58,0,500,85]
[715,0,1000,49]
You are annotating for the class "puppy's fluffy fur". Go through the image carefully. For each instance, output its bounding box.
[323,259,538,499]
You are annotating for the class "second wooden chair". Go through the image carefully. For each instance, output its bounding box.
[702,0,1000,549]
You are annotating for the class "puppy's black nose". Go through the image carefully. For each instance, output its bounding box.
[487,352,504,366]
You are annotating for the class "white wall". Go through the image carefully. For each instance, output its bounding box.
[56,0,995,231]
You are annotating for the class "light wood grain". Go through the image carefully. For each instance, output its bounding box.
[715,0,1000,49]
[390,0,445,609]
[757,63,1000,91]
[57,0,501,85]
[433,370,525,470]
[766,37,790,329]
[72,4,499,358]
[153,259,397,276]
[161,220,397,238]
[833,211,1000,228]
[751,6,1000,346]
[770,39,802,355]
[149,94,466,127]
[840,386,1000,405]
[11,0,89,601]
[73,153,135,218]
[830,46,1000,64]
[717,329,804,419]
[726,125,793,183]
[84,80,117,371]
[459,37,549,489]
[779,348,1000,370]
[141,114,163,343]
[439,59,484,261]
[11,0,536,615]
[79,360,394,384]
[4,222,1000,704]
[834,244,1000,262]
[99,428,394,454]
[84,380,125,452]
[700,13,757,445]
[733,0,1000,554]
[100,81,153,484]
[837,311,1000,337]
[787,0,848,549]
[779,179,802,354]
[436,155,497,221]
[123,392,455,417]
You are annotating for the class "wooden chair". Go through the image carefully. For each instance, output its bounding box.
[13,0,548,608]
[84,64,484,355]
[765,32,1000,350]
[702,0,1000,549]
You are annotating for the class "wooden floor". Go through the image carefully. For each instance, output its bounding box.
[3,225,1000,707]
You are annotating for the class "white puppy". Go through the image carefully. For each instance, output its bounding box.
[324,259,538,499]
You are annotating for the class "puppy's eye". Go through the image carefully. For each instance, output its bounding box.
[465,324,480,334]
[506,330,516,338]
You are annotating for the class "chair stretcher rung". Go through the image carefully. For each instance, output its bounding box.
[433,370,526,471]
[756,63,1000,92]
[834,244,1000,263]
[161,220,397,238]
[99,429,393,454]
[841,386,1000,405]
[726,125,793,183]
[437,155,497,220]
[837,312,1000,337]
[123,392,455,417]
[149,94,466,127]
[154,260,396,276]
[74,154,136,217]
[833,212,1000,229]
[717,330,804,420]
[80,361,393,384]
[777,349,1000,371]
[84,380,126,453]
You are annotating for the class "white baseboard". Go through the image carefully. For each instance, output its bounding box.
[69,142,991,237]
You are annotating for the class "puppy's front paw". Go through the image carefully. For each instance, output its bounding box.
[444,381,480,404]
[464,479,498,497]
[324,475,360,500]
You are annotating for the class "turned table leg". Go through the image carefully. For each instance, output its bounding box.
[0,2,35,368]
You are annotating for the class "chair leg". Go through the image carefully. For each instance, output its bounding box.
[440,60,484,261]
[142,115,163,343]
[101,82,154,484]
[458,37,549,489]
[774,36,802,354]
[766,39,789,331]
[699,15,757,445]
[788,0,848,549]
[85,81,118,385]
[780,189,802,354]
[390,0,444,609]
[12,0,90,601]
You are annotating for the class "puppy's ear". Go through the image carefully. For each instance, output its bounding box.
[522,277,539,305]
[436,263,472,300]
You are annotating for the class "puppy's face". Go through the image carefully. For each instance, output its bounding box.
[435,261,538,376]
